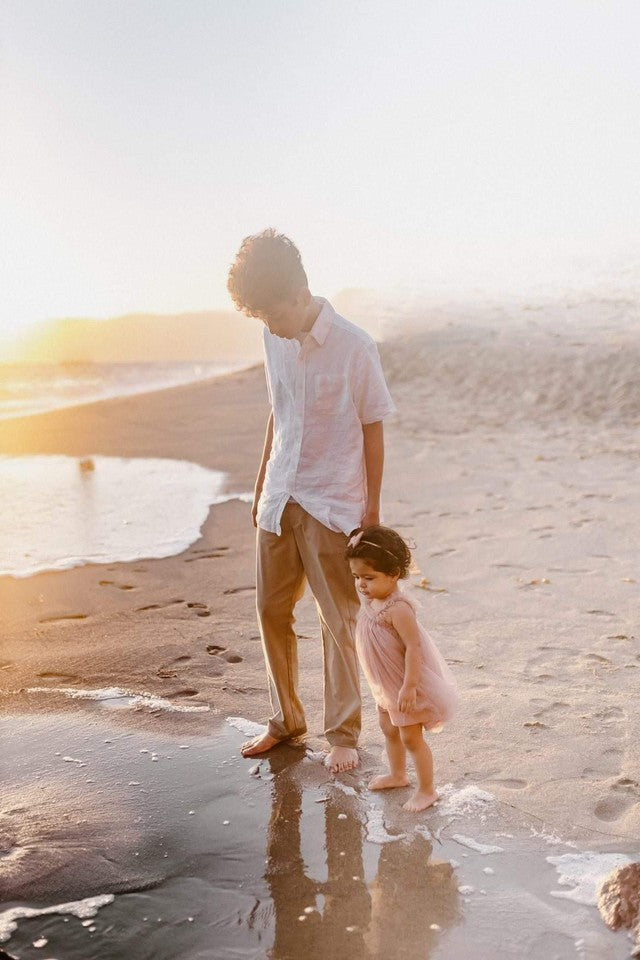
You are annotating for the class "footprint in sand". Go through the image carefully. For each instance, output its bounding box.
[157,655,192,679]
[594,706,624,722]
[223,585,256,595]
[38,614,88,624]
[595,779,640,822]
[462,766,502,780]
[136,599,184,611]
[99,580,137,590]
[532,701,570,721]
[184,546,230,563]
[206,644,243,664]
[186,602,211,617]
[136,599,211,618]
[37,672,78,682]
[486,778,528,790]
[185,551,228,562]
[584,653,612,665]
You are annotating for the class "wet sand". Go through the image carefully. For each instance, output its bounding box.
[1,709,633,960]
[1,318,639,957]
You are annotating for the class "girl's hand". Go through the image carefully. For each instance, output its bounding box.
[398,683,417,713]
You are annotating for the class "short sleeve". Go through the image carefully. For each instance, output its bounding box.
[353,341,396,424]
[262,327,274,406]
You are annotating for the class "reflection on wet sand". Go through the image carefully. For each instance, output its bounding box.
[2,716,463,959]
[263,749,461,960]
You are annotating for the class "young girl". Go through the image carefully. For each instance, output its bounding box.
[346,525,458,812]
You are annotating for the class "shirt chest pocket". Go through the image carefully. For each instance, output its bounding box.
[313,374,348,413]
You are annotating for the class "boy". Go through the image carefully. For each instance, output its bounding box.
[227,229,395,772]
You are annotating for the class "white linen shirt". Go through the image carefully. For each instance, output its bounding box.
[257,299,396,536]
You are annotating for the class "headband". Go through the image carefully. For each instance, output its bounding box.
[347,530,401,561]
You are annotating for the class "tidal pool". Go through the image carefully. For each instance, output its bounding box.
[0,455,250,578]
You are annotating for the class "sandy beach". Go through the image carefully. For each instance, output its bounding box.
[1,314,639,958]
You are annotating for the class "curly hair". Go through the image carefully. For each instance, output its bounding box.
[345,525,412,578]
[227,228,308,316]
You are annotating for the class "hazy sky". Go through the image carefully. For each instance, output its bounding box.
[1,0,639,343]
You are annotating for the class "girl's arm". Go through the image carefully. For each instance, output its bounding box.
[389,603,423,713]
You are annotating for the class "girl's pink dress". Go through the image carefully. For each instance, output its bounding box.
[356,590,458,729]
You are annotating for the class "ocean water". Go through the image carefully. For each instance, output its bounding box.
[0,361,244,420]
[0,455,250,578]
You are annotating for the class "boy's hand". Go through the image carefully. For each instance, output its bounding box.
[398,683,417,713]
[251,491,260,528]
[361,508,380,527]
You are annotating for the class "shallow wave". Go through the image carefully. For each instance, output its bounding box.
[380,320,640,427]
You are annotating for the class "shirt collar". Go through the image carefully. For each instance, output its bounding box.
[307,298,333,345]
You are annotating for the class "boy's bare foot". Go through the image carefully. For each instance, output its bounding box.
[324,745,359,773]
[368,773,410,791]
[402,789,438,812]
[240,732,280,757]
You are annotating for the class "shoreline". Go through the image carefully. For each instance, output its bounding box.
[0,359,257,424]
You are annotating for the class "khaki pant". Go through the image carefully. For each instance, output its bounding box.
[256,502,361,747]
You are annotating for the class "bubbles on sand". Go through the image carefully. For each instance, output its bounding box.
[548,852,633,906]
[226,716,268,737]
[451,834,505,855]
[25,686,210,712]
[437,784,495,820]
[0,894,114,942]
[0,455,251,578]
[365,805,406,845]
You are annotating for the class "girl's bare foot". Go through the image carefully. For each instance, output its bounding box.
[324,745,359,773]
[369,773,410,791]
[402,789,438,812]
[240,732,280,757]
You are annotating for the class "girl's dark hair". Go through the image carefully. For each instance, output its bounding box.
[345,524,412,578]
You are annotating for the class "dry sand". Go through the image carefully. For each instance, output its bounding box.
[1,315,639,956]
